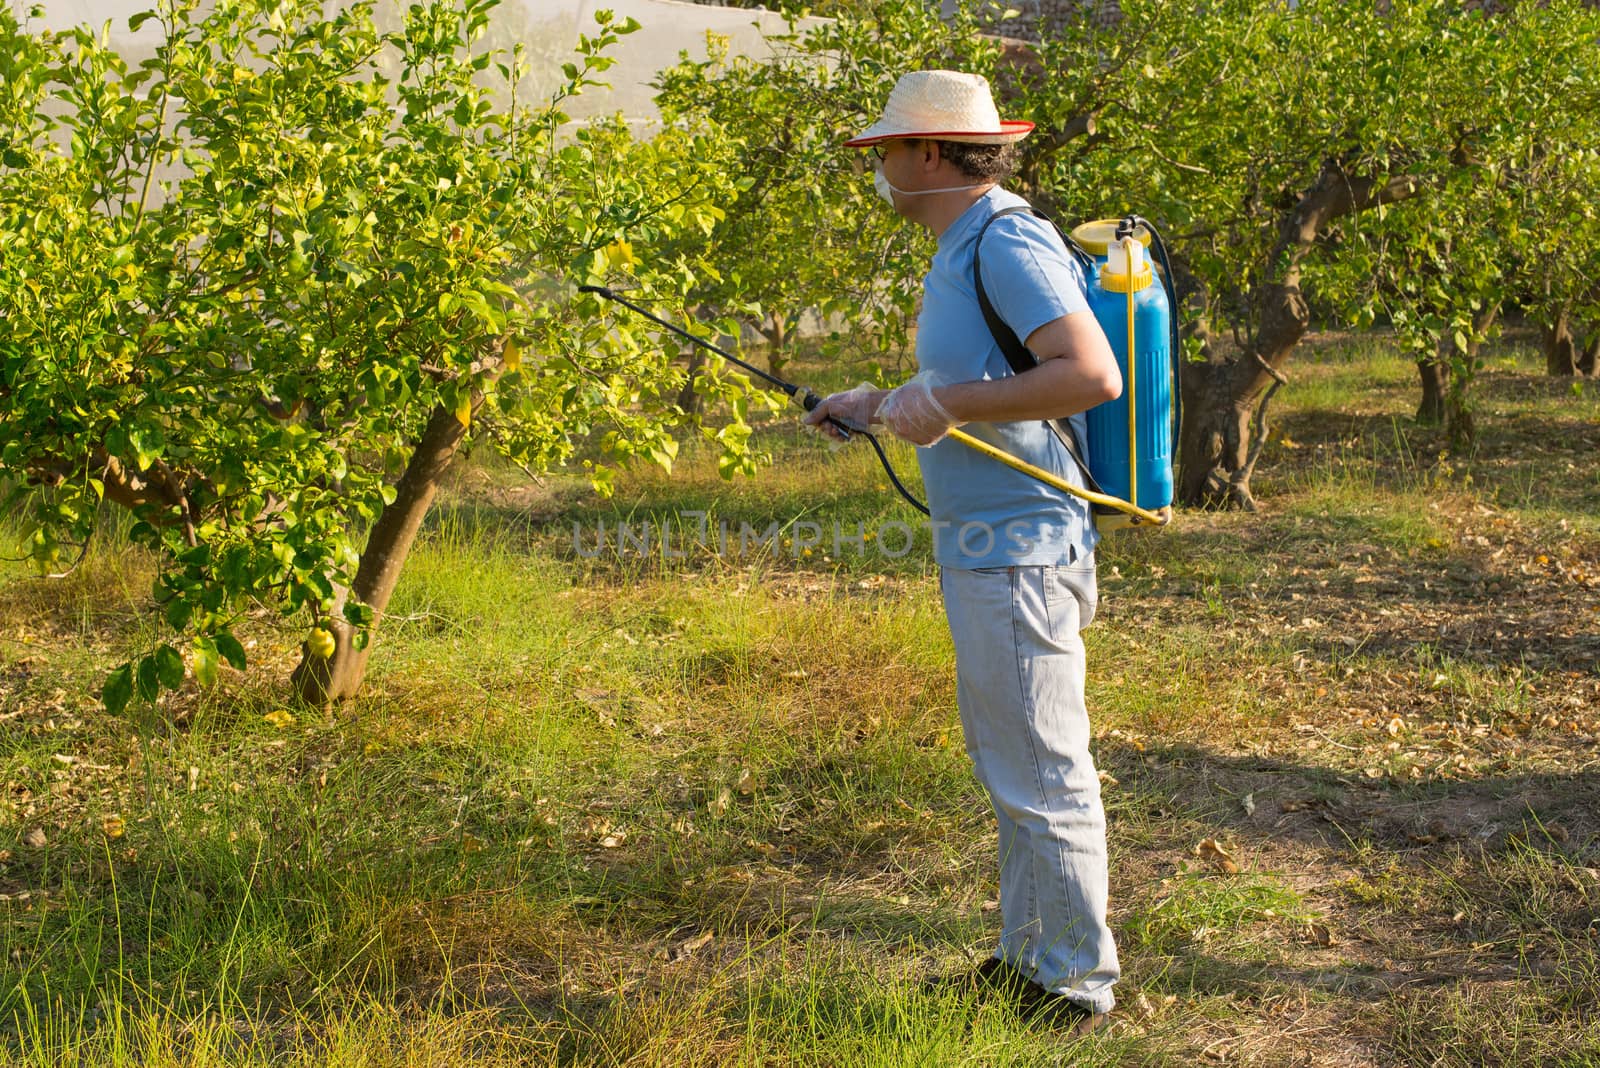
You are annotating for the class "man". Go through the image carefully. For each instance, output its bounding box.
[802,70,1122,1032]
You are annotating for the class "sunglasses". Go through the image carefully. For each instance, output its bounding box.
[869,139,926,161]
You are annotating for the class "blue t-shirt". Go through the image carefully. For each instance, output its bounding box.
[914,187,1099,569]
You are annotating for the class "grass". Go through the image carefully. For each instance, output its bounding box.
[3,328,1599,1064]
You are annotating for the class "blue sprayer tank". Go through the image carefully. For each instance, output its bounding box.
[1072,218,1175,523]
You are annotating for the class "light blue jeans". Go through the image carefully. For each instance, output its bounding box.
[940,560,1120,1014]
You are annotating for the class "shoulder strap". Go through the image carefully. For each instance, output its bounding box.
[972,206,1108,502]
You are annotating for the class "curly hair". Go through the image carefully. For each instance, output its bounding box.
[935,140,1020,183]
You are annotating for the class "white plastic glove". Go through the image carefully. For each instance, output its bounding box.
[801,382,886,442]
[879,371,961,446]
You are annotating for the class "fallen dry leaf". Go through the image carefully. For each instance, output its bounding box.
[22,827,47,849]
[263,709,295,729]
[575,689,617,727]
[735,768,755,796]
[1196,838,1240,874]
[101,814,125,839]
[673,931,714,960]
[1306,921,1337,947]
[707,786,731,817]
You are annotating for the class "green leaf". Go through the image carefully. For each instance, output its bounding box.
[192,636,219,687]
[136,656,161,704]
[165,597,193,632]
[103,664,134,715]
[215,632,247,671]
[155,644,185,691]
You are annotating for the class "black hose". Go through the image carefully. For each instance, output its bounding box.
[859,427,930,516]
[576,285,930,515]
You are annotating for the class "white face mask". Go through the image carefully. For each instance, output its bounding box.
[874,167,988,207]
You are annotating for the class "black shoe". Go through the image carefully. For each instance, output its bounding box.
[1015,982,1109,1035]
[922,955,1032,999]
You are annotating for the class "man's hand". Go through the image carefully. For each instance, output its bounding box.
[801,383,887,441]
[879,371,962,446]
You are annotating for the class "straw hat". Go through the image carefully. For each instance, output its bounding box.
[844,70,1033,148]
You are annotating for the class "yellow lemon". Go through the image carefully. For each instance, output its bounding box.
[307,626,336,660]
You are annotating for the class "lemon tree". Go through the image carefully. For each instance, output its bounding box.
[0,0,756,708]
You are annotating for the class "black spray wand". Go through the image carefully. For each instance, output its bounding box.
[577,285,930,515]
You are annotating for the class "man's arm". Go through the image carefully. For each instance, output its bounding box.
[934,310,1121,424]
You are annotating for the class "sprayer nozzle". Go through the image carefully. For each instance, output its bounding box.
[576,285,608,295]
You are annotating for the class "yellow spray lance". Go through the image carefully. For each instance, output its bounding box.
[942,426,1169,526]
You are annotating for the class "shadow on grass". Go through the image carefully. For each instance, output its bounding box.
[1273,368,1600,518]
[1102,737,1600,857]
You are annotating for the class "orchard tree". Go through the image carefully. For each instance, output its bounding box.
[0,0,762,709]
[1007,0,1600,500]
[1380,185,1509,447]
[635,0,1600,509]
[1112,0,1482,506]
[1519,146,1600,379]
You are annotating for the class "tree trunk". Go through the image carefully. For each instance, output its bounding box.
[1416,358,1448,424]
[1544,308,1579,375]
[1176,159,1429,508]
[760,311,789,379]
[675,347,707,417]
[1578,328,1599,377]
[290,400,474,707]
[1173,261,1267,510]
[1177,363,1262,510]
[1442,300,1501,451]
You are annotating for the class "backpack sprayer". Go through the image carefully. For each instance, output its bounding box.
[973,211,1180,532]
[1071,216,1181,530]
[577,211,1179,529]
